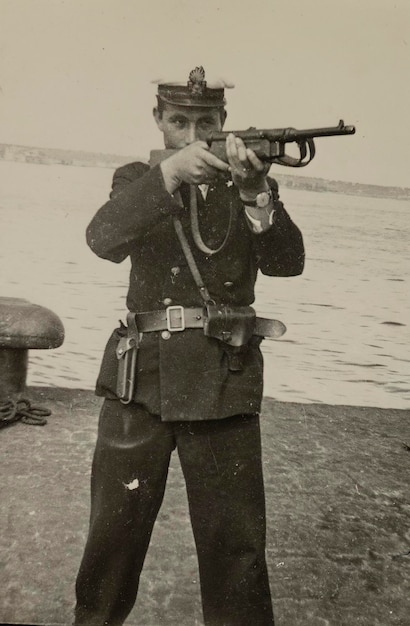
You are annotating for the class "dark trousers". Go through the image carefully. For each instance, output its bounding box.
[74,400,274,625]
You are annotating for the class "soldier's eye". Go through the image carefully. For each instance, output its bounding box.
[199,119,218,131]
[171,117,186,128]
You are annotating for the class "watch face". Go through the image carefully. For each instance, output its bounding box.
[256,191,271,208]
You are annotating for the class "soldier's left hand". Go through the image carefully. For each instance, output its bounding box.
[226,133,270,196]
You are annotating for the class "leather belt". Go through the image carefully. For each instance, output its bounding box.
[134,306,286,339]
[136,306,203,333]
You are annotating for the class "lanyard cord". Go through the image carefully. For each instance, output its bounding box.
[173,181,238,303]
[189,184,234,255]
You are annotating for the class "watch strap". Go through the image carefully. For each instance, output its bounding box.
[241,188,272,207]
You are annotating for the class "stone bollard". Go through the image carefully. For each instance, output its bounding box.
[0,297,65,399]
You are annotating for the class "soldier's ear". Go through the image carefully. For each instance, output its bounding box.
[220,109,227,128]
[153,107,163,129]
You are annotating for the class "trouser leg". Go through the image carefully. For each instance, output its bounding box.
[177,414,274,626]
[74,400,174,626]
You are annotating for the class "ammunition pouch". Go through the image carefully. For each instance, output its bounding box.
[203,304,256,347]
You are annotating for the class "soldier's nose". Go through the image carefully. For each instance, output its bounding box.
[186,124,198,145]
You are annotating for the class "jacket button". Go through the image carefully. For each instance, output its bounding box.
[161,330,171,340]
[163,298,173,306]
[224,281,234,288]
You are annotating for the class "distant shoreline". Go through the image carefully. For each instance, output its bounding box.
[1,142,410,201]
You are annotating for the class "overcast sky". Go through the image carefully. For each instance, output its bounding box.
[1,0,409,186]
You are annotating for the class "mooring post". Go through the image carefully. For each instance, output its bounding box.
[0,297,65,399]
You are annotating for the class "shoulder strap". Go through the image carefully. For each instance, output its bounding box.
[173,215,214,305]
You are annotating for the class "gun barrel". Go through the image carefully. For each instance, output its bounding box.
[207,120,355,144]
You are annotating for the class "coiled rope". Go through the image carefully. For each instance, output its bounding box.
[0,398,51,428]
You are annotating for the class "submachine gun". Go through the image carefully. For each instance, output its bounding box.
[149,119,355,168]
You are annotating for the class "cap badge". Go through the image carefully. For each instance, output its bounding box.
[188,66,207,97]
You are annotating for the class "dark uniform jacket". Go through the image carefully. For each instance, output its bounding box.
[87,162,304,421]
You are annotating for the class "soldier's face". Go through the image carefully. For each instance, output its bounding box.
[153,104,226,149]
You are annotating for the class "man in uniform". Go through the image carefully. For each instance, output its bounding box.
[75,66,304,625]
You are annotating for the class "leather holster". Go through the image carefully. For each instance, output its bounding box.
[115,313,139,404]
[203,304,256,347]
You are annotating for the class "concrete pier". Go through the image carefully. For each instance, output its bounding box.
[0,387,409,625]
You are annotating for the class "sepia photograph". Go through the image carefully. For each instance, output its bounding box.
[1,1,409,624]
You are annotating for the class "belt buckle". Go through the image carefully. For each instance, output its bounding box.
[166,305,185,332]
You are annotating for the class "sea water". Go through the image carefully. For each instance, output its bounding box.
[1,161,409,409]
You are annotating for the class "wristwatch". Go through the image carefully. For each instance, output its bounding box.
[242,189,272,208]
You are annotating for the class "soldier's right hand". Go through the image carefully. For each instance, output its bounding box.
[160,141,230,193]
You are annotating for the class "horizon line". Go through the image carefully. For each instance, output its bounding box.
[1,142,409,196]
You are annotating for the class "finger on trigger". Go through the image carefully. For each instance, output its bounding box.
[204,150,230,172]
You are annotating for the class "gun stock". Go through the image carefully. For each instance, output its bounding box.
[150,119,355,168]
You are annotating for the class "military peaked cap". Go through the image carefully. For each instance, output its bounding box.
[153,66,234,107]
